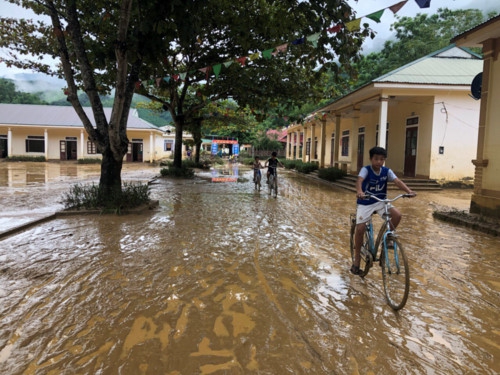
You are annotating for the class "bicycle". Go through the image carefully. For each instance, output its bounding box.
[349,193,413,310]
[253,168,262,190]
[267,166,278,197]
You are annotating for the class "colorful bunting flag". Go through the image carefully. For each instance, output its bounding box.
[292,37,305,45]
[213,64,222,78]
[262,49,274,59]
[306,32,320,47]
[223,61,233,68]
[249,52,260,61]
[326,24,342,33]
[179,72,187,81]
[275,43,288,53]
[345,18,361,32]
[389,0,408,14]
[366,9,385,23]
[415,0,430,8]
[236,56,247,66]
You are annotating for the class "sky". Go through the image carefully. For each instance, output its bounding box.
[0,0,499,79]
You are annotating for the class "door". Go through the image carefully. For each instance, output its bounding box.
[0,136,7,158]
[60,140,67,160]
[357,133,365,172]
[132,142,143,162]
[404,127,418,177]
[66,140,77,160]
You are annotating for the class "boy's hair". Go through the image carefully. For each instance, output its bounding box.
[369,146,387,159]
[271,151,277,157]
[254,156,259,160]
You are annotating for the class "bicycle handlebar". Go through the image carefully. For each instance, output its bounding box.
[362,193,416,202]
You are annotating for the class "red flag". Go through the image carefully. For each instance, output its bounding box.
[389,0,408,14]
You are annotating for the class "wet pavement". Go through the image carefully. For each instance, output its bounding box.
[0,161,499,374]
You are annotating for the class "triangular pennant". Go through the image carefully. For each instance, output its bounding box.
[326,24,342,33]
[415,0,430,8]
[306,32,320,47]
[275,43,288,53]
[223,61,233,68]
[156,78,162,87]
[163,76,170,83]
[262,49,273,59]
[173,74,179,81]
[389,0,408,14]
[249,52,260,61]
[179,72,187,81]
[345,18,361,32]
[236,56,247,66]
[199,66,212,80]
[366,9,385,23]
[213,64,222,78]
[291,37,305,45]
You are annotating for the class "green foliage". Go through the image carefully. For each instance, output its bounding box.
[61,182,150,212]
[0,78,47,104]
[352,8,490,87]
[6,155,46,162]
[77,158,101,164]
[160,164,195,178]
[282,159,318,174]
[318,167,347,182]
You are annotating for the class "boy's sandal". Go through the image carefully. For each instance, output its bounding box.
[350,265,362,276]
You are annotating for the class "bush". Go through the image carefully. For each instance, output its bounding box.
[6,155,46,162]
[318,167,347,182]
[77,158,101,164]
[61,182,150,211]
[295,161,318,174]
[160,164,195,178]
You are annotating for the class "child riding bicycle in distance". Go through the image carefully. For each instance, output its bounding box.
[265,151,284,184]
[351,146,416,276]
[253,156,264,189]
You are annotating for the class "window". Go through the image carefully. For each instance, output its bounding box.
[341,130,349,156]
[164,140,174,151]
[25,136,44,153]
[87,141,97,154]
[406,117,419,126]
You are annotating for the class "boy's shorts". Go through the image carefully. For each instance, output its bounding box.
[356,201,393,224]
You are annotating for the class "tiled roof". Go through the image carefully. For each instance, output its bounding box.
[375,45,482,85]
[0,103,160,130]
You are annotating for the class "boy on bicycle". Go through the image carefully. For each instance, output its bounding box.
[351,146,416,276]
[253,156,264,190]
[265,151,284,184]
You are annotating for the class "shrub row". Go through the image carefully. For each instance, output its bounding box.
[61,182,150,212]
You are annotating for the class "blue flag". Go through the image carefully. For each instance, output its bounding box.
[415,0,430,8]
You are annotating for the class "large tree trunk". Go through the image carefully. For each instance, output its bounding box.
[100,147,124,200]
[173,115,184,168]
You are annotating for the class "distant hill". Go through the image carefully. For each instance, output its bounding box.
[0,71,172,126]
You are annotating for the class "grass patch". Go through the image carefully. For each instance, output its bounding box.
[6,155,46,162]
[160,164,195,178]
[282,159,318,174]
[318,167,347,182]
[77,158,102,164]
[61,182,150,212]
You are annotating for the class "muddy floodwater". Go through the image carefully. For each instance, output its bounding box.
[0,162,499,374]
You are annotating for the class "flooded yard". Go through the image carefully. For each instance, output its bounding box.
[0,162,499,374]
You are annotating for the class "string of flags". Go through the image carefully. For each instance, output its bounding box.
[140,0,431,88]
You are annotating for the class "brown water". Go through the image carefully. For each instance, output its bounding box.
[0,162,499,374]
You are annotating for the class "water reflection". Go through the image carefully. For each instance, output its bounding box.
[0,165,499,374]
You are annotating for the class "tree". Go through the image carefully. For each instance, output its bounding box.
[0,78,48,104]
[0,0,179,200]
[136,0,370,168]
[353,8,493,87]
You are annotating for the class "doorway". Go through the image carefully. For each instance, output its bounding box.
[127,140,143,162]
[59,138,78,160]
[0,136,7,158]
[357,132,365,172]
[404,127,418,177]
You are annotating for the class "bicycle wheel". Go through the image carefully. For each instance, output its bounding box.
[273,175,278,197]
[381,237,410,310]
[349,219,371,277]
[268,174,274,195]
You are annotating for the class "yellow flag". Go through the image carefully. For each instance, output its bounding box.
[345,18,361,32]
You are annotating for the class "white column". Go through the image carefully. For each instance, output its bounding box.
[7,127,12,156]
[302,125,308,162]
[310,123,316,161]
[80,130,85,158]
[378,96,389,148]
[150,132,154,163]
[334,115,341,168]
[320,117,327,168]
[44,128,48,160]
[295,131,300,160]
